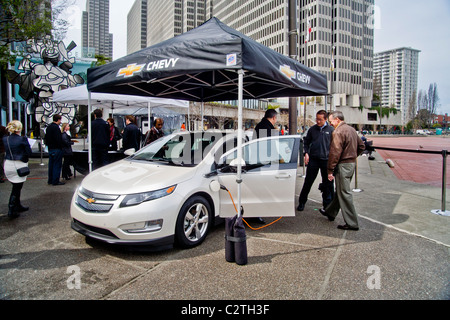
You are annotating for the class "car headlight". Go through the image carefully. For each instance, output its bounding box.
[119,185,176,208]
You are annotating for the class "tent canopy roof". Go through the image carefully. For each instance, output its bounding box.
[87,17,327,102]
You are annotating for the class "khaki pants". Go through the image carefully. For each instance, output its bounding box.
[325,162,359,228]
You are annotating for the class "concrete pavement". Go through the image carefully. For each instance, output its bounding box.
[0,151,449,302]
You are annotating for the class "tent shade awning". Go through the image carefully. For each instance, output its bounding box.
[52,84,189,109]
[87,17,327,102]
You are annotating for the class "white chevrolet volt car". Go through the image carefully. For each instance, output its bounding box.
[70,131,300,249]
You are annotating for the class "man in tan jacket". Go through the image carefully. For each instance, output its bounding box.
[319,111,365,230]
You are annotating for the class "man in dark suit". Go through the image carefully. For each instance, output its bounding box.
[91,109,110,170]
[45,114,65,185]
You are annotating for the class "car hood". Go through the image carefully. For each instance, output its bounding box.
[81,160,197,195]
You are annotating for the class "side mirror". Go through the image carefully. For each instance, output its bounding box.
[229,158,246,167]
[124,148,136,156]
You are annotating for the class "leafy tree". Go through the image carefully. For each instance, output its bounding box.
[0,0,74,67]
[90,54,112,68]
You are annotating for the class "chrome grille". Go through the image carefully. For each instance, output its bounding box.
[79,188,119,201]
[76,195,113,213]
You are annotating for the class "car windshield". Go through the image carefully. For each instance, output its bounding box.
[129,132,224,167]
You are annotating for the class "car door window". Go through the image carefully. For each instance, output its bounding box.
[221,137,296,171]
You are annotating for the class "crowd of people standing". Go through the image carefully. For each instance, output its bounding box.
[0,110,168,220]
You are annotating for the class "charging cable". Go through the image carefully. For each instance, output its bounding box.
[220,184,282,231]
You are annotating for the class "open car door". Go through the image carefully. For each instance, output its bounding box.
[217,136,301,218]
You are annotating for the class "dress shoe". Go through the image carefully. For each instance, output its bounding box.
[254,217,266,224]
[297,203,305,211]
[319,208,335,221]
[53,182,65,186]
[247,217,266,224]
[337,224,359,231]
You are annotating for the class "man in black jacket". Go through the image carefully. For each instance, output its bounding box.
[297,110,334,211]
[91,109,110,170]
[45,114,65,185]
[122,115,141,151]
[254,109,278,139]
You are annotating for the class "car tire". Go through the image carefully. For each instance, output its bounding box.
[175,195,212,249]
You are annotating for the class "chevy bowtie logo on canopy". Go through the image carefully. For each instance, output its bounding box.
[279,64,312,85]
[117,58,180,78]
[117,63,145,78]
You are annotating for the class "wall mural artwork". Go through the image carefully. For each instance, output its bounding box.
[7,35,85,127]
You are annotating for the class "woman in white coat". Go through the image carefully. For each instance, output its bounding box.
[3,120,32,219]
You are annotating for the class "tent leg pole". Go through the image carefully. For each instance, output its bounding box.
[188,103,190,131]
[88,92,93,173]
[233,69,247,266]
[201,102,204,131]
[237,70,244,218]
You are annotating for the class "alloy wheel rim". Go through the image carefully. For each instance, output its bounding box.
[184,203,209,242]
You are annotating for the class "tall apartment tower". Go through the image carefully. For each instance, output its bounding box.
[374,47,420,125]
[298,0,375,109]
[146,0,211,47]
[127,0,148,54]
[82,0,113,59]
[213,0,288,54]
[213,0,374,109]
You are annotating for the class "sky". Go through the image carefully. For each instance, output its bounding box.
[61,0,450,115]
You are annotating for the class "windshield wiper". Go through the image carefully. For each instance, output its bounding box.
[153,157,184,166]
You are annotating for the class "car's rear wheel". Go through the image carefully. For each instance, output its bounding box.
[175,196,212,248]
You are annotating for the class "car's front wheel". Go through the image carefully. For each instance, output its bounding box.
[175,196,212,248]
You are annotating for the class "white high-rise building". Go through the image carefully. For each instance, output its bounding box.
[298,0,375,109]
[127,0,148,55]
[374,47,420,125]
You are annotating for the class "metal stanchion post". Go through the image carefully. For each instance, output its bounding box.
[39,138,45,166]
[298,137,306,177]
[352,158,363,193]
[431,150,450,216]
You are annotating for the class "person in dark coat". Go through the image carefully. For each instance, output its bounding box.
[254,109,278,139]
[144,118,164,146]
[45,114,65,185]
[61,123,74,180]
[107,118,121,151]
[3,120,32,219]
[297,110,334,212]
[122,115,141,151]
[250,109,279,225]
[91,109,110,170]
[0,124,7,183]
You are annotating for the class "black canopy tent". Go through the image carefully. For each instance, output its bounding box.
[87,17,328,219]
[88,17,327,101]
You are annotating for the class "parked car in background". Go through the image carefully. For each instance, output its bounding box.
[416,129,431,135]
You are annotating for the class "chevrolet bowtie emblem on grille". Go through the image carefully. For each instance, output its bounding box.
[117,63,145,78]
[87,198,96,204]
